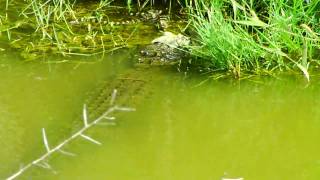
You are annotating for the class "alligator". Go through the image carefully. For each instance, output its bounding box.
[82,32,190,120]
[69,9,169,30]
[137,31,190,66]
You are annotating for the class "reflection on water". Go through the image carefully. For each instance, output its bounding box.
[1,49,320,180]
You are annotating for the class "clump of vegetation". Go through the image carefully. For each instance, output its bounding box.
[5,0,132,59]
[1,0,320,79]
[1,0,166,60]
[187,0,320,79]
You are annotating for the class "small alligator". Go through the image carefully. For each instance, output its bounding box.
[69,9,168,30]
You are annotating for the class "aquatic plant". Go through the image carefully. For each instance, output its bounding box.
[18,0,185,59]
[187,0,320,79]
[97,0,114,10]
[0,0,133,59]
[3,0,319,79]
[6,89,135,180]
[0,0,188,60]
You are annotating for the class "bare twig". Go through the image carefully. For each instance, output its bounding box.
[80,134,101,145]
[58,149,76,157]
[83,104,88,127]
[42,128,50,152]
[110,89,117,106]
[7,90,135,180]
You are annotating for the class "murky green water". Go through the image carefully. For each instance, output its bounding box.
[1,45,320,180]
[1,2,320,179]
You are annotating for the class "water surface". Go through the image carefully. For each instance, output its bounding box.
[1,47,320,180]
[1,2,320,178]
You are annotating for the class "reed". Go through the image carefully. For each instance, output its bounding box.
[187,0,320,80]
[97,0,114,10]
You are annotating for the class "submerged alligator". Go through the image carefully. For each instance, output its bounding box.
[83,31,190,120]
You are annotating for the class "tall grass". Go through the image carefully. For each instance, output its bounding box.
[21,0,76,37]
[97,0,114,10]
[188,0,320,79]
[6,0,127,58]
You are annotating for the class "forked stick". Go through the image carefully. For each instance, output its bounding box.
[7,89,135,180]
